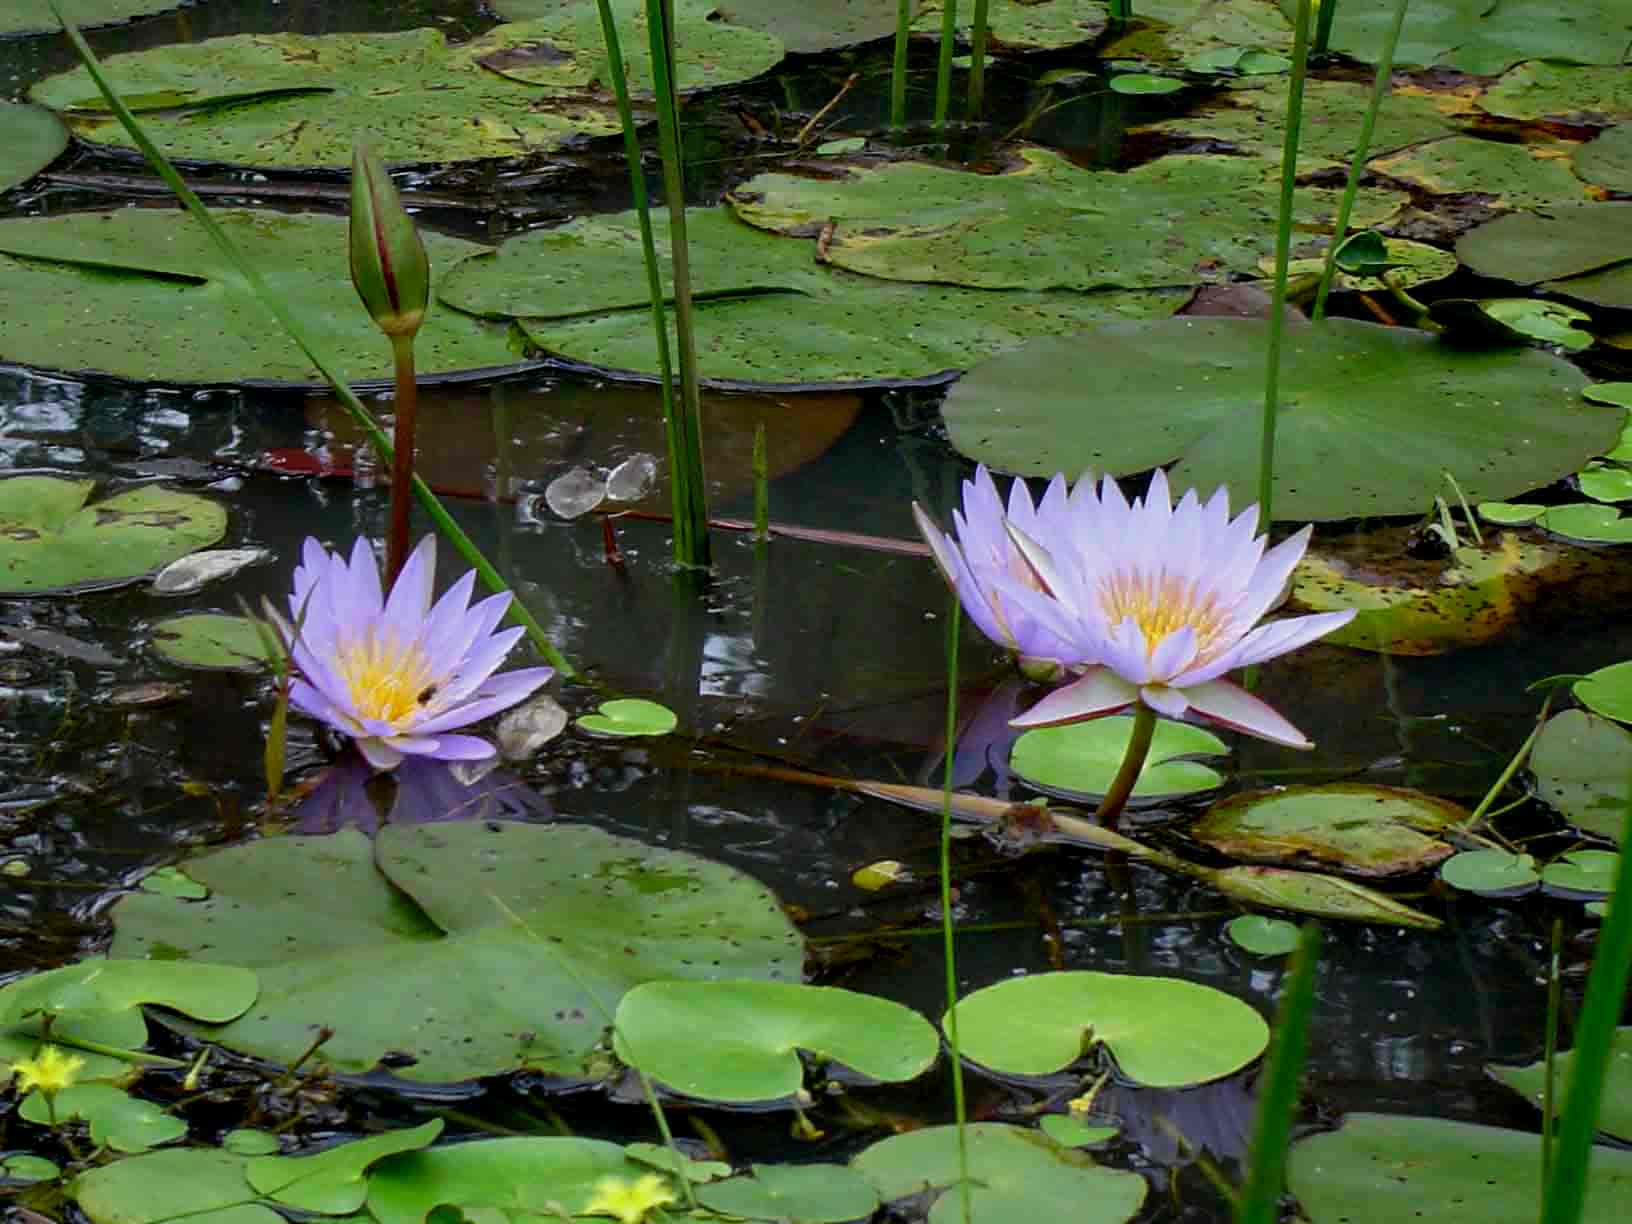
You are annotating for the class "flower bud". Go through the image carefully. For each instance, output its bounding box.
[348,143,429,338]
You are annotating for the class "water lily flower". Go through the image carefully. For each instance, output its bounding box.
[996,469,1354,749]
[283,535,552,771]
[912,466,1084,674]
[12,1045,85,1097]
[581,1173,678,1224]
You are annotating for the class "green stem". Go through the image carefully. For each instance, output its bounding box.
[891,0,911,130]
[752,423,769,540]
[1312,0,1410,322]
[1542,916,1562,1202]
[386,333,417,585]
[50,4,573,679]
[1094,702,1158,831]
[1312,0,1338,57]
[967,0,990,121]
[934,0,958,133]
[1459,690,1553,832]
[939,595,972,1224]
[1259,0,1315,524]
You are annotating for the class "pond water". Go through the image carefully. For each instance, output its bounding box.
[3,1,1631,1220]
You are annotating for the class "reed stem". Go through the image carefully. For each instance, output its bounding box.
[934,0,958,132]
[967,0,990,121]
[891,0,911,130]
[939,596,973,1224]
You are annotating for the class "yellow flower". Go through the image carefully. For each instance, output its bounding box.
[581,1173,678,1224]
[11,1045,85,1096]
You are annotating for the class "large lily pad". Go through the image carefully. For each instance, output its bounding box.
[0,476,226,596]
[0,103,67,193]
[1103,0,1293,66]
[498,0,914,53]
[729,148,1403,291]
[0,210,518,385]
[1193,784,1464,877]
[948,970,1269,1086]
[440,204,1177,388]
[1489,1028,1632,1143]
[853,1124,1147,1224]
[1479,61,1632,124]
[108,823,804,1083]
[1458,204,1632,311]
[1370,137,1589,210]
[1531,709,1632,844]
[0,0,190,36]
[1575,125,1632,193]
[1306,0,1632,74]
[1289,1114,1632,1224]
[72,1148,282,1224]
[943,317,1603,522]
[911,0,1110,51]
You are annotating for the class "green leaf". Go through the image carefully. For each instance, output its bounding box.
[1457,203,1632,310]
[1480,61,1632,124]
[948,970,1269,1086]
[1438,849,1539,895]
[1038,1115,1120,1147]
[1,1153,61,1183]
[0,477,226,596]
[109,824,803,1082]
[1491,1028,1632,1142]
[223,1131,283,1157]
[149,614,276,673]
[1575,124,1632,192]
[622,1143,731,1183]
[1289,1113,1632,1223]
[1225,915,1302,956]
[0,0,187,35]
[1369,137,1589,211]
[1477,299,1595,352]
[1477,501,1547,525]
[1579,462,1632,502]
[365,1137,640,1224]
[614,980,939,1102]
[1585,383,1632,411]
[0,960,258,1051]
[247,1121,443,1214]
[0,210,516,386]
[853,1123,1146,1224]
[0,103,68,193]
[138,866,209,900]
[1541,849,1621,897]
[1576,660,1632,722]
[946,317,1602,522]
[1193,784,1464,877]
[576,698,679,738]
[697,1164,880,1223]
[1305,0,1632,73]
[1109,73,1185,95]
[1210,866,1442,928]
[1010,716,1227,802]
[499,0,919,54]
[1530,709,1632,843]
[72,1148,280,1224]
[911,0,1110,51]
[1539,503,1632,543]
[21,1082,187,1154]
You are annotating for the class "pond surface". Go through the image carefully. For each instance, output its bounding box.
[2,1,1630,1219]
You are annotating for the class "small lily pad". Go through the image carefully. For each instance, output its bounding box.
[0,476,226,596]
[224,1131,283,1157]
[1110,73,1185,95]
[71,1148,279,1224]
[1438,849,1539,895]
[1490,1028,1632,1142]
[576,698,679,738]
[0,0,192,36]
[1476,502,1547,525]
[1575,661,1632,722]
[1193,785,1465,878]
[1531,709,1632,843]
[1224,914,1301,956]
[623,1143,731,1183]
[0,959,259,1052]
[1010,716,1228,802]
[1,1154,61,1183]
[948,971,1268,1087]
[139,866,209,900]
[1539,503,1632,543]
[1578,462,1632,503]
[20,1082,187,1153]
[1586,383,1632,410]
[1541,849,1620,897]
[149,613,275,673]
[614,980,939,1103]
[697,1164,880,1223]
[247,1120,443,1214]
[1039,1115,1120,1147]
[365,1137,643,1224]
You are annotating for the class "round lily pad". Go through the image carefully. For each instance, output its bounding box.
[0,103,67,193]
[948,970,1268,1087]
[1531,709,1632,844]
[1479,61,1632,124]
[1,1154,60,1183]
[1438,849,1539,895]
[1224,914,1301,956]
[577,698,678,738]
[1457,203,1632,311]
[1009,716,1228,802]
[365,1137,643,1224]
[1576,660,1632,722]
[0,0,191,35]
[1193,784,1465,878]
[1537,503,1632,543]
[21,1082,186,1154]
[499,0,911,53]
[944,317,1602,522]
[109,823,804,1082]
[1039,1115,1120,1147]
[0,475,226,596]
[1307,0,1632,74]
[853,1123,1147,1224]
[1541,849,1620,897]
[149,613,275,673]
[614,980,939,1102]
[1369,137,1589,210]
[697,1164,880,1223]
[1490,1027,1632,1142]
[0,210,519,386]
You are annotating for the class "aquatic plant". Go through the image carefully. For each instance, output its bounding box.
[280,535,552,771]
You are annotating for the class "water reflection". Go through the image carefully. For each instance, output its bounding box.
[292,754,551,834]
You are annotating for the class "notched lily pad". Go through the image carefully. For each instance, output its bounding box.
[1489,1028,1632,1142]
[149,613,276,673]
[0,475,226,596]
[1530,709,1632,843]
[1010,716,1228,802]
[697,1163,880,1223]
[1438,849,1539,896]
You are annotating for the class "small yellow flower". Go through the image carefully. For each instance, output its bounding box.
[11,1045,85,1096]
[581,1173,678,1224]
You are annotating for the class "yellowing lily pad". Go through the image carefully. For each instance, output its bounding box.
[1479,61,1632,124]
[1210,866,1442,928]
[1369,137,1590,210]
[1193,784,1464,877]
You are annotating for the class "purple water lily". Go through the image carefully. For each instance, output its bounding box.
[282,535,552,770]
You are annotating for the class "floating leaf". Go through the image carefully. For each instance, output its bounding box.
[1575,124,1632,192]
[949,971,1268,1086]
[20,1082,187,1154]
[0,960,258,1052]
[365,1137,641,1224]
[110,824,802,1082]
[1537,503,1632,543]
[1265,237,1456,297]
[149,614,275,673]
[1039,1115,1120,1147]
[697,1164,880,1223]
[1489,1028,1632,1142]
[614,980,939,1102]
[1438,849,1539,895]
[0,476,226,596]
[1289,1113,1632,1223]
[577,698,679,738]
[1307,0,1632,74]
[1530,710,1632,843]
[72,1148,279,1224]
[1541,849,1620,897]
[0,0,190,35]
[0,210,516,385]
[1477,502,1546,525]
[945,317,1601,522]
[1010,716,1227,802]
[1457,203,1632,310]
[1369,137,1588,210]
[505,0,920,53]
[247,1121,443,1214]
[1429,298,1594,353]
[623,1143,731,1183]
[1193,785,1464,878]
[139,866,208,900]
[1,1154,60,1183]
[853,1123,1146,1224]
[911,0,1110,51]
[1110,74,1185,95]
[224,1131,283,1157]
[1210,866,1442,928]
[0,103,68,194]
[1225,915,1302,956]
[1479,61,1632,124]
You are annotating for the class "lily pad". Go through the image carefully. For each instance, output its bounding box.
[1264,237,1457,298]
[1537,503,1632,543]
[1210,866,1442,928]
[1438,849,1539,895]
[109,823,803,1082]
[1576,124,1632,193]
[697,1164,880,1223]
[499,0,917,53]
[1429,298,1595,352]
[1039,1116,1120,1147]
[613,980,939,1102]
[1369,137,1589,210]
[730,148,1403,292]
[1479,62,1632,124]
[1457,203,1632,310]
[0,476,226,596]
[1193,784,1463,877]
[1224,914,1302,956]
[944,317,1602,522]
[1009,716,1228,802]
[365,1136,643,1224]
[149,613,275,674]
[1490,1028,1632,1142]
[576,698,678,737]
[0,959,258,1051]
[853,1123,1146,1224]
[911,0,1110,51]
[20,1082,187,1154]
[0,0,192,36]
[1104,0,1293,67]
[1541,849,1620,897]
[0,210,518,386]
[72,1147,281,1224]
[246,1121,442,1214]
[948,970,1268,1086]
[0,103,67,193]
[1306,0,1632,74]
[1575,661,1632,722]
[1531,709,1632,843]
[1289,1113,1632,1224]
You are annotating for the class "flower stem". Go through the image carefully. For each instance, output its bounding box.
[386,331,417,585]
[1094,702,1157,831]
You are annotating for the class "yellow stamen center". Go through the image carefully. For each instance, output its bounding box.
[1099,569,1229,660]
[333,630,436,728]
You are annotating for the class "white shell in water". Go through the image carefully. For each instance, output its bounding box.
[152,548,271,595]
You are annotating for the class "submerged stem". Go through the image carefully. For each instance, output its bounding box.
[1094,702,1158,831]
[386,333,417,585]
[939,596,973,1224]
